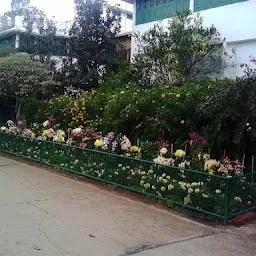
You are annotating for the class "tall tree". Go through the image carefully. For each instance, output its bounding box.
[11,0,30,10]
[0,53,58,120]
[133,11,233,86]
[66,0,126,89]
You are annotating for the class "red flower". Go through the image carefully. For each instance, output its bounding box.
[85,129,95,137]
[48,117,56,127]
[189,132,206,145]
[154,140,169,150]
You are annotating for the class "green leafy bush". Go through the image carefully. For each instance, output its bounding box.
[202,75,256,159]
[132,11,230,87]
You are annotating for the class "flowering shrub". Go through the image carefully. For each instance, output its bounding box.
[204,156,245,177]
[1,120,247,177]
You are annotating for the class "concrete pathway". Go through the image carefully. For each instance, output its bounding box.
[0,155,255,256]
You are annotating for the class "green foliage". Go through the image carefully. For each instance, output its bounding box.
[133,11,228,86]
[65,0,127,89]
[91,80,229,145]
[0,53,58,120]
[0,53,57,98]
[0,48,17,57]
[35,78,231,151]
[202,75,256,159]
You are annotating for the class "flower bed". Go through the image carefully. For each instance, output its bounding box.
[0,131,255,224]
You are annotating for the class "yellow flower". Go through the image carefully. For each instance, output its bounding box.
[175,149,186,158]
[162,94,166,98]
[94,139,104,148]
[181,120,185,124]
[130,146,139,153]
[209,169,214,175]
[42,130,49,137]
[176,94,181,98]
[31,133,36,139]
[204,159,218,172]
[203,154,210,161]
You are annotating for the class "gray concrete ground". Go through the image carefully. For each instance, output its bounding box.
[0,155,255,256]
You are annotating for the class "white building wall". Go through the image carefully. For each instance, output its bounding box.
[131,0,256,78]
[120,12,133,33]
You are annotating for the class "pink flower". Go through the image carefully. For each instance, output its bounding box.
[121,138,131,151]
[79,142,87,149]
[66,138,73,145]
[107,132,114,142]
[17,120,23,127]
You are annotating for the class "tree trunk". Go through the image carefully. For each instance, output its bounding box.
[15,97,22,121]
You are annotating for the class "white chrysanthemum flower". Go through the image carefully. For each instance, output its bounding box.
[160,147,168,155]
[168,184,174,191]
[160,186,166,192]
[188,188,194,194]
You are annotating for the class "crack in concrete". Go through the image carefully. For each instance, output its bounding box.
[0,192,81,208]
[0,197,72,255]
[38,213,73,256]
[27,192,81,204]
[27,202,49,215]
[119,229,225,256]
[28,199,73,256]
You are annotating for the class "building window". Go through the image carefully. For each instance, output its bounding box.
[194,0,245,12]
[136,0,190,25]
[0,35,16,49]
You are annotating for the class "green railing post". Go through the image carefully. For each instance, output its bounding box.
[224,178,232,224]
[39,141,43,164]
[68,147,71,171]
[154,164,159,199]
[104,155,109,184]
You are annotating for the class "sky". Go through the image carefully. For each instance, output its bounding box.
[0,0,133,21]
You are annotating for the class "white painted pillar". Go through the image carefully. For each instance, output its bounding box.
[189,0,195,13]
[15,34,20,49]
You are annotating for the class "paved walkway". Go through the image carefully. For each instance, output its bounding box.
[0,155,255,256]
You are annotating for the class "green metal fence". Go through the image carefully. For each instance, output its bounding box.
[0,132,255,224]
